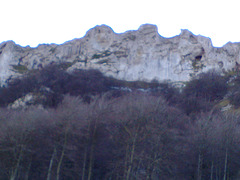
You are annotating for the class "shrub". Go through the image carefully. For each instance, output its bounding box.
[65,69,114,97]
[0,64,69,107]
[150,83,180,104]
[178,95,213,116]
[183,71,228,101]
[229,91,240,107]
[227,73,240,107]
[0,64,118,107]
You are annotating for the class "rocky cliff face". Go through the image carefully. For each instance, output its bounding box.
[1,24,240,86]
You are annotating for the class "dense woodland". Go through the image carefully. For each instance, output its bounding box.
[0,64,240,179]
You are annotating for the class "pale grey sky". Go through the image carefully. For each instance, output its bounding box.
[1,0,240,47]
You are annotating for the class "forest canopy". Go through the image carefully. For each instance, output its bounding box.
[0,64,240,179]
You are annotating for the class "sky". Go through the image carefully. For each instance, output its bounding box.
[1,0,240,47]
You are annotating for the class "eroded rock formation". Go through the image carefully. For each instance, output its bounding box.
[0,24,240,85]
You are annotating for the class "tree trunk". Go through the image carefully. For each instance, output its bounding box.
[56,130,68,180]
[126,136,137,180]
[223,148,228,180]
[47,147,56,180]
[87,142,94,180]
[210,160,214,180]
[24,158,32,180]
[81,146,88,180]
[87,119,97,180]
[123,144,129,179]
[10,145,23,180]
[197,152,202,180]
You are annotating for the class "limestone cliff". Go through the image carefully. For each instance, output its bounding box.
[0,24,240,85]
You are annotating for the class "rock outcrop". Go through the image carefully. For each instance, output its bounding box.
[1,24,240,86]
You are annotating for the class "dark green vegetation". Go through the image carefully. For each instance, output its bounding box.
[0,64,240,179]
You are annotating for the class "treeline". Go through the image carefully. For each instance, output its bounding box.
[0,64,240,179]
[0,95,240,179]
[0,64,166,107]
[0,63,231,111]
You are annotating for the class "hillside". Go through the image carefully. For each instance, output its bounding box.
[1,67,240,179]
[1,25,240,179]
